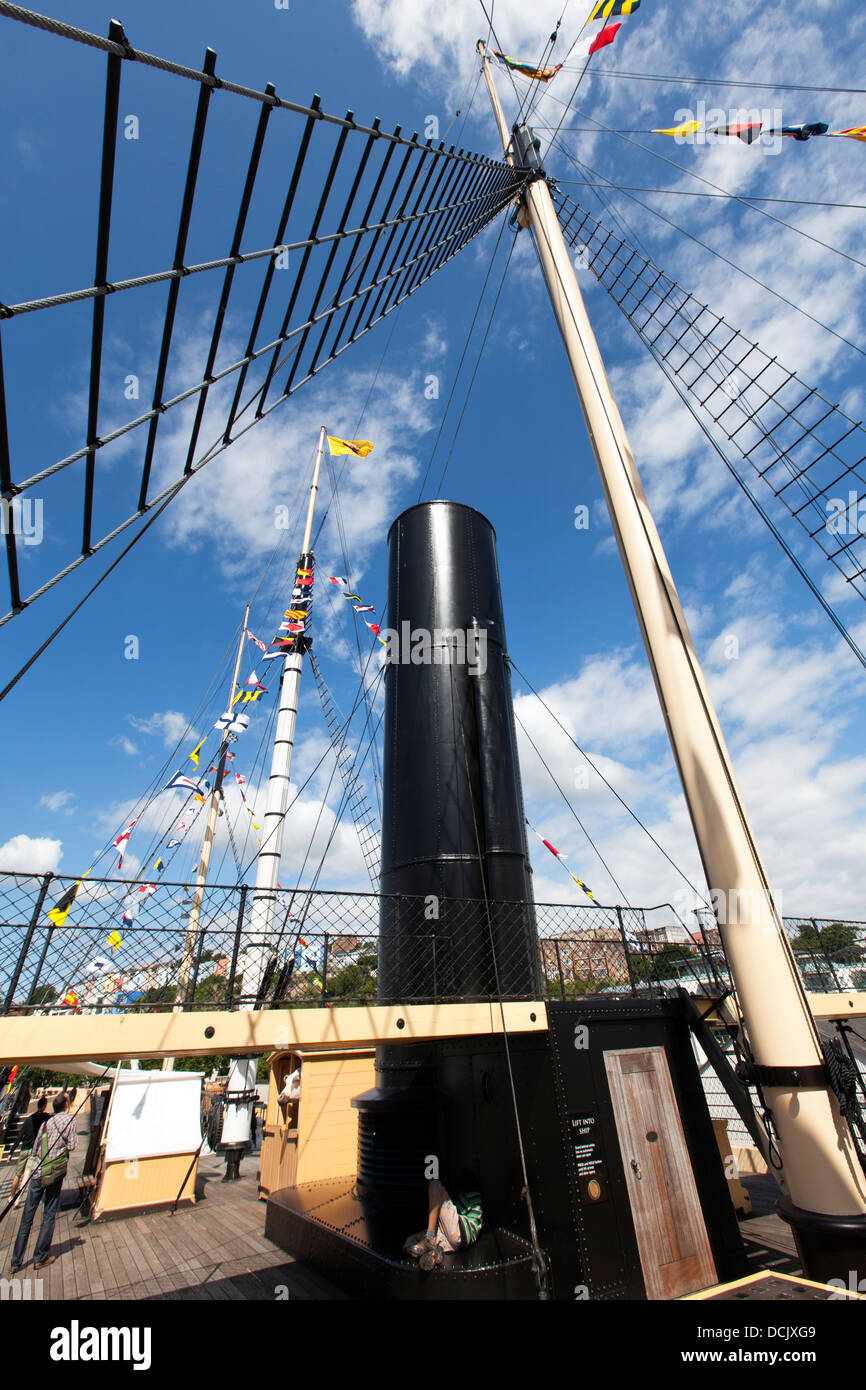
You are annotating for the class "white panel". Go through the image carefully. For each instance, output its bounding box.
[104,1073,204,1162]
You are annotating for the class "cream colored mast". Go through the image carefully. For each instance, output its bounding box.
[478,40,866,1228]
[164,607,250,1069]
[247,426,327,994]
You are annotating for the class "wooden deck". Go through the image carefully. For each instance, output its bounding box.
[0,1122,345,1301]
[739,1174,801,1278]
[0,1115,799,1300]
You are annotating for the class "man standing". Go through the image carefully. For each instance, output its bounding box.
[10,1093,78,1272]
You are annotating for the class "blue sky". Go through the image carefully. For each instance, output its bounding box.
[1,0,866,926]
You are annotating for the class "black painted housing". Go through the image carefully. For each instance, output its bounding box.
[355,502,541,1197]
[377,500,540,1002]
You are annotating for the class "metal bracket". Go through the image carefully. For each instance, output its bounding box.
[735,1061,829,1088]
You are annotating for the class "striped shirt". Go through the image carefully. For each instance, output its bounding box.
[33,1110,78,1160]
[456,1189,483,1246]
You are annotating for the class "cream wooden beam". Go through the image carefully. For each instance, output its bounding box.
[4,992,861,1066]
[692,992,866,1023]
[0,999,548,1064]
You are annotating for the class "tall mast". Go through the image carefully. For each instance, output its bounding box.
[246,426,327,997]
[478,41,866,1264]
[164,606,249,1069]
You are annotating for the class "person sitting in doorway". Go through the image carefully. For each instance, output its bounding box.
[277,1067,301,1104]
[404,1169,483,1270]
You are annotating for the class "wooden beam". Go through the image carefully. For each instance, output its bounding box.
[691,992,866,1023]
[0,999,548,1064]
[3,991,861,1065]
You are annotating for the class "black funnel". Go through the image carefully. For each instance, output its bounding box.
[353,501,540,1197]
[377,500,539,1000]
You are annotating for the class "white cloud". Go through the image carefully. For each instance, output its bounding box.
[0,834,62,873]
[518,592,866,918]
[38,791,75,814]
[109,736,140,757]
[127,711,192,750]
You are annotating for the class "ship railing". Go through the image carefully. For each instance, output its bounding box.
[1,870,864,1014]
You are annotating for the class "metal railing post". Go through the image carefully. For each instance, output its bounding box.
[226,885,247,1006]
[814,919,843,991]
[617,907,638,995]
[4,871,53,1011]
[554,940,565,999]
[23,873,58,1008]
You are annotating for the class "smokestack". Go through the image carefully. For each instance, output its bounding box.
[353,501,540,1196]
[378,500,539,1000]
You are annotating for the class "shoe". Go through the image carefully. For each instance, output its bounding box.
[34,1255,56,1269]
[404,1234,436,1260]
[419,1246,444,1271]
[10,1265,23,1275]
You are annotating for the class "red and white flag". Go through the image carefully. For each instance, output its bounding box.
[575,22,620,60]
[246,670,266,690]
[247,632,268,653]
[113,818,138,871]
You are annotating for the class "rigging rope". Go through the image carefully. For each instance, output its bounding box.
[434,230,518,497]
[0,5,525,638]
[552,180,866,212]
[545,101,866,277]
[448,657,550,1300]
[585,67,866,96]
[508,656,711,907]
[417,216,513,500]
[552,192,866,634]
[549,136,866,361]
[512,708,633,906]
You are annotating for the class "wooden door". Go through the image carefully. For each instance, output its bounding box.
[603,1046,717,1300]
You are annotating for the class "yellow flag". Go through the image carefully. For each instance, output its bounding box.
[106,930,123,952]
[829,127,866,142]
[189,736,206,768]
[326,436,374,458]
[653,120,701,138]
[47,870,90,927]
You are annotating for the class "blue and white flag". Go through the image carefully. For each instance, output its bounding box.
[214,712,251,734]
[164,772,208,795]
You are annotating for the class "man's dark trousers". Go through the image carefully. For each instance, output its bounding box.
[12,1175,63,1266]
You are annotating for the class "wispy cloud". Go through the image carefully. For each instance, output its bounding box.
[38,790,76,814]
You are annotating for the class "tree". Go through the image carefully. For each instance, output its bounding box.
[793,922,858,957]
[323,953,378,1001]
[139,984,174,1008]
[26,983,57,1007]
[629,944,695,983]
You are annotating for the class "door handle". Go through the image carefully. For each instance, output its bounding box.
[630,1159,642,1180]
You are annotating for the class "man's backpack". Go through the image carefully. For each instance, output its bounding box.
[39,1122,69,1188]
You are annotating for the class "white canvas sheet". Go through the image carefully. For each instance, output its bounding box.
[104,1072,204,1162]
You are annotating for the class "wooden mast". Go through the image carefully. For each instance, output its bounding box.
[477,40,866,1231]
[164,606,250,1069]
